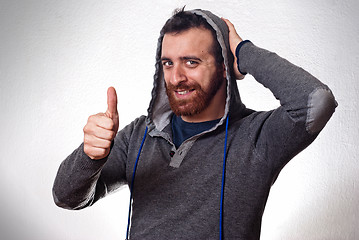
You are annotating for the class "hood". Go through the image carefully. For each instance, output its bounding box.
[146,9,245,133]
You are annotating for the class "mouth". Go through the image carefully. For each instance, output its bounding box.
[175,89,195,97]
[176,90,192,95]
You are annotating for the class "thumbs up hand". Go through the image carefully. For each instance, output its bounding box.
[83,87,119,160]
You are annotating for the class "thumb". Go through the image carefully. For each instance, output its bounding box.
[105,86,118,119]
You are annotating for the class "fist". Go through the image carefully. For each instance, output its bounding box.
[83,87,119,160]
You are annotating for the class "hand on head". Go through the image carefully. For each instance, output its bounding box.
[83,87,119,160]
[222,18,245,80]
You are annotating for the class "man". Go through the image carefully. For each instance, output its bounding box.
[53,8,337,239]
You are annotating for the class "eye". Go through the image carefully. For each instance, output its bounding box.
[162,61,173,68]
[186,60,199,67]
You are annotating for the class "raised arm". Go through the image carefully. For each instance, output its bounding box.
[52,87,125,209]
[223,18,337,172]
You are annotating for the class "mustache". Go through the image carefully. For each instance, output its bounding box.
[166,81,201,91]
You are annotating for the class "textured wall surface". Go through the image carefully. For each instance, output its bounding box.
[0,0,357,239]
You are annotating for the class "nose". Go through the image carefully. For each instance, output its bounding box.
[170,64,187,85]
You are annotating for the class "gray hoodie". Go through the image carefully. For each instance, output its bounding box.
[53,9,337,239]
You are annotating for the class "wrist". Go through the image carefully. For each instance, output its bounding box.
[235,40,251,75]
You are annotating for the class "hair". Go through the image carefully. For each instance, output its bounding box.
[160,7,224,66]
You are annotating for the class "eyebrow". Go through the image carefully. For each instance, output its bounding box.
[182,56,202,62]
[160,57,171,61]
[160,56,203,62]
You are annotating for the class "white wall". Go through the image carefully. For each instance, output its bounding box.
[0,0,357,239]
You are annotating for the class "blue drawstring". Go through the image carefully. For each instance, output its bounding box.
[126,126,148,240]
[219,116,229,240]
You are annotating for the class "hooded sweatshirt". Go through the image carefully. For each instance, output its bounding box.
[53,9,337,239]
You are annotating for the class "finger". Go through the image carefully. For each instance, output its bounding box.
[84,124,115,140]
[87,114,115,131]
[84,134,113,149]
[91,127,116,141]
[84,145,110,160]
[222,18,236,35]
[221,18,242,50]
[106,86,118,119]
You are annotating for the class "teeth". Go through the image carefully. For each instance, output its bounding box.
[177,90,190,95]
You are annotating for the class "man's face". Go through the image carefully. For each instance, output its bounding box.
[161,27,225,119]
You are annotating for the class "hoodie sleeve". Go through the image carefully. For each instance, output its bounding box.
[236,42,337,174]
[52,117,141,210]
[52,144,110,209]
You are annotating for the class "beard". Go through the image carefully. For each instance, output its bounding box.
[165,70,224,117]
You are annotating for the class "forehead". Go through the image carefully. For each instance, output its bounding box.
[161,27,214,58]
